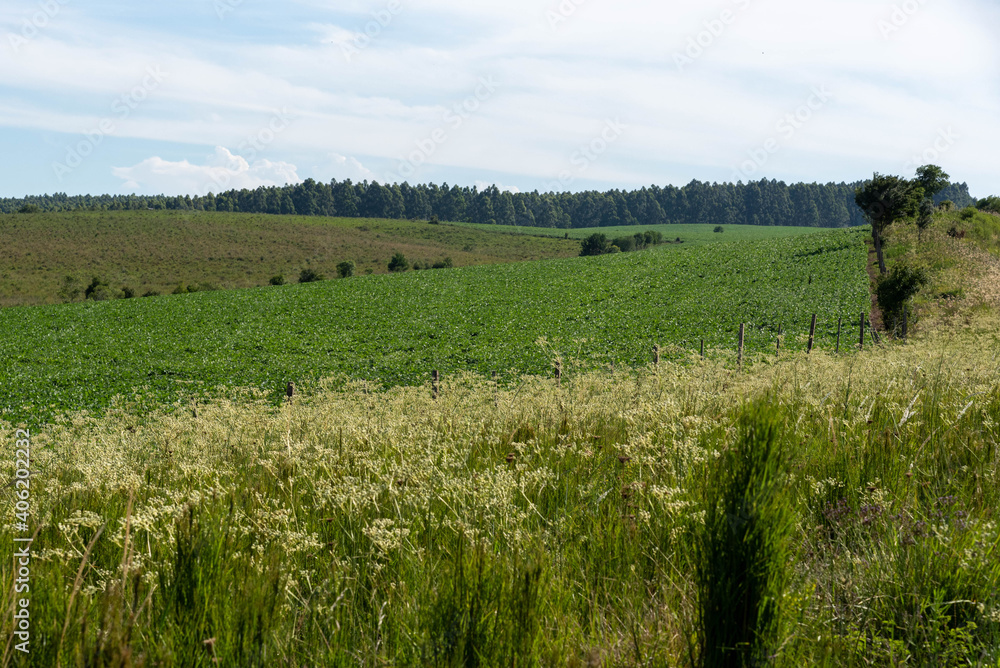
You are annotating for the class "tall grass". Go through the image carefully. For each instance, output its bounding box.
[1,310,999,665]
[695,402,793,667]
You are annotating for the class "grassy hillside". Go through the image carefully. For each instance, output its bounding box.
[0,211,580,306]
[0,228,869,425]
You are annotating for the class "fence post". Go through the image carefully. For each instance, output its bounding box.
[555,361,562,386]
[835,317,842,354]
[432,370,440,400]
[700,339,705,359]
[902,305,908,339]
[807,314,817,354]
[738,323,745,369]
[286,382,295,401]
[859,312,865,350]
[653,345,660,366]
[776,324,782,353]
[492,371,498,408]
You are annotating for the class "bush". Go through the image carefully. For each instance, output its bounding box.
[714,225,724,233]
[336,261,355,278]
[58,276,80,303]
[388,253,409,273]
[85,277,111,301]
[17,204,39,214]
[431,257,454,269]
[959,206,977,221]
[938,200,954,211]
[298,268,324,283]
[579,233,611,257]
[876,264,928,336]
[141,290,160,298]
[976,195,1000,214]
[120,286,135,299]
[269,275,286,286]
[428,215,439,225]
[612,236,635,252]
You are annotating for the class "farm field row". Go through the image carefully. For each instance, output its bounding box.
[0,227,870,424]
[452,221,832,245]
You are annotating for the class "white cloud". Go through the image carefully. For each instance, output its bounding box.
[474,180,520,193]
[112,147,300,195]
[324,152,378,183]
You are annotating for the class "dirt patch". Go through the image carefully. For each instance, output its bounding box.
[864,240,884,332]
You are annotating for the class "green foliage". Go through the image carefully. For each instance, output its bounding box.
[0,229,868,425]
[431,257,453,269]
[977,196,1000,213]
[855,173,924,273]
[914,164,950,200]
[57,275,80,303]
[298,268,324,283]
[85,277,112,301]
[336,261,355,278]
[696,402,793,667]
[938,200,954,211]
[916,199,935,240]
[714,226,724,233]
[388,252,410,273]
[875,264,928,336]
[579,233,611,257]
[959,206,977,221]
[269,275,285,286]
[17,203,39,214]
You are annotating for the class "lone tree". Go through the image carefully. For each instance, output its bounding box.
[914,164,950,201]
[854,173,923,275]
[388,252,409,272]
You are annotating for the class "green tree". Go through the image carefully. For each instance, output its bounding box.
[916,199,934,242]
[336,261,355,278]
[914,164,950,201]
[388,252,409,273]
[579,233,611,257]
[854,173,923,275]
[298,268,324,283]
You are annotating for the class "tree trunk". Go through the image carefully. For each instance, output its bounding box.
[872,227,887,275]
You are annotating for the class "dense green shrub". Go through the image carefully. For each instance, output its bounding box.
[876,264,928,336]
[298,268,324,283]
[388,252,409,273]
[431,257,454,269]
[579,233,611,256]
[714,226,724,233]
[977,195,1000,214]
[269,275,286,286]
[336,261,355,278]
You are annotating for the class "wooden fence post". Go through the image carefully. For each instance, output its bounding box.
[555,361,562,386]
[738,323,745,369]
[653,345,660,366]
[286,382,295,401]
[859,312,865,350]
[807,314,817,354]
[700,339,705,359]
[835,317,842,354]
[492,371,498,408]
[432,370,440,400]
[776,324,782,353]
[902,305,908,340]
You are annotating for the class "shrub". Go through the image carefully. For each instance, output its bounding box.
[336,261,355,278]
[17,204,39,214]
[141,290,160,298]
[959,206,977,221]
[269,275,286,286]
[938,200,954,211]
[298,268,324,283]
[695,402,792,667]
[85,277,111,301]
[977,195,1000,214]
[431,257,454,269]
[428,215,440,224]
[714,225,724,233]
[579,233,611,256]
[875,264,928,336]
[388,253,409,273]
[120,286,135,299]
[612,236,635,252]
[58,276,80,303]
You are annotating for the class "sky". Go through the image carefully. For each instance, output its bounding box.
[0,0,997,199]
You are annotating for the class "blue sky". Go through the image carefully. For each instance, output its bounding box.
[1,0,997,198]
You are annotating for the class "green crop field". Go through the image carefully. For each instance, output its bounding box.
[0,227,869,425]
[453,221,831,246]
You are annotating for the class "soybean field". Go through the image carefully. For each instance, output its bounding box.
[0,227,870,424]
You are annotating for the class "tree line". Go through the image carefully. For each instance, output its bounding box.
[2,178,975,228]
